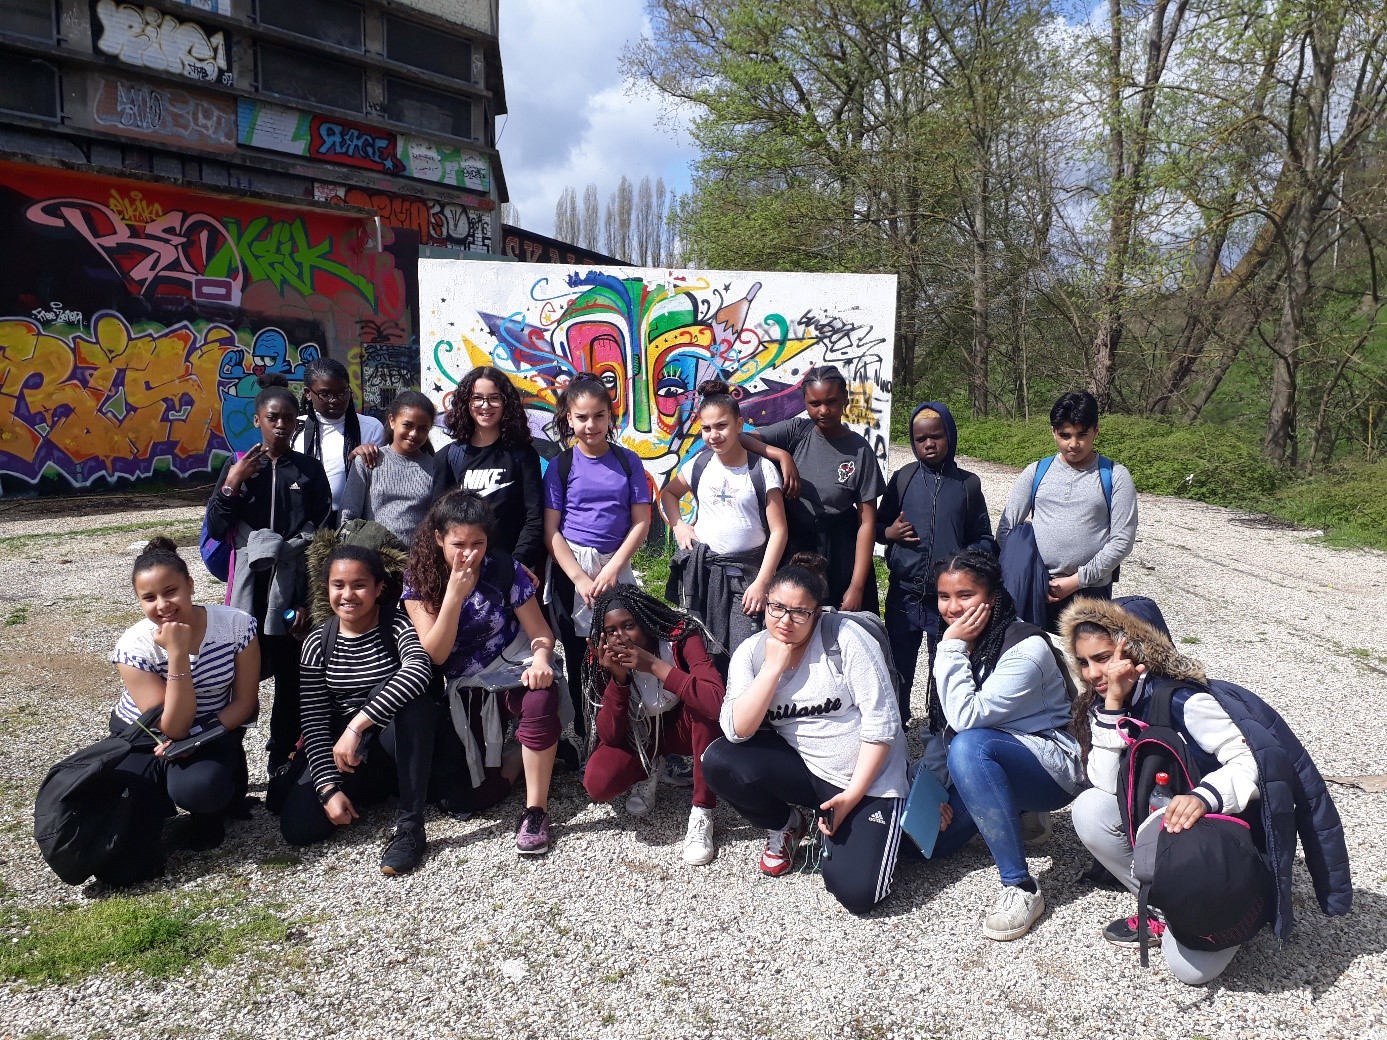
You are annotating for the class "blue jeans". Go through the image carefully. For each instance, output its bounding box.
[884,582,937,723]
[932,728,1074,886]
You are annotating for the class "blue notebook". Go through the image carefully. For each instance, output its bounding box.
[901,764,951,858]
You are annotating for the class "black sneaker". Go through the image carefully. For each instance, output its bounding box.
[554,738,582,775]
[166,813,225,852]
[380,829,426,876]
[1102,913,1165,947]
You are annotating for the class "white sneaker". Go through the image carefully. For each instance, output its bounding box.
[982,884,1045,941]
[625,772,660,815]
[682,806,716,866]
[1021,811,1053,847]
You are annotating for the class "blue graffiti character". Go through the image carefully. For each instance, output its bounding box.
[218,328,321,453]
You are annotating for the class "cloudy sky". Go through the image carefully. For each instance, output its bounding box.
[495,0,698,239]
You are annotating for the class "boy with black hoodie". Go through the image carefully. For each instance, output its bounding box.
[876,402,996,723]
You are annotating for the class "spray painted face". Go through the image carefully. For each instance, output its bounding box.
[251,328,290,374]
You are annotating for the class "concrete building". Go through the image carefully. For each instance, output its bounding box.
[0,0,507,492]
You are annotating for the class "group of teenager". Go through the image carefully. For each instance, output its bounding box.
[90,359,1350,986]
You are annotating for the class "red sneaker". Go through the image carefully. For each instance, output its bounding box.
[759,809,809,876]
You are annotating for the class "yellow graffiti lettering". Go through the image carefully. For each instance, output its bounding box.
[107,188,164,224]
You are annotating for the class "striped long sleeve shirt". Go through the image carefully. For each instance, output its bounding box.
[299,612,435,788]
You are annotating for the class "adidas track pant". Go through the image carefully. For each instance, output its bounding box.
[702,729,903,914]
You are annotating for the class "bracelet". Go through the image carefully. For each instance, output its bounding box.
[164,671,191,681]
[347,723,367,736]
[530,637,552,652]
[316,784,340,806]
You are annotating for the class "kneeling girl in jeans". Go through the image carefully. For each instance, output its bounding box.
[927,550,1083,941]
[405,490,562,855]
[702,553,907,913]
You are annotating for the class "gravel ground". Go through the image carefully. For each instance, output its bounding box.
[0,455,1384,1040]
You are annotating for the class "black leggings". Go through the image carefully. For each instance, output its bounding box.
[98,718,248,885]
[279,694,434,846]
[702,729,904,914]
[261,633,303,763]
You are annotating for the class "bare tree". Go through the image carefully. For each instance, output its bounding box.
[652,177,668,266]
[499,201,520,226]
[554,186,580,243]
[603,195,620,257]
[613,176,634,261]
[633,176,655,265]
[581,184,601,251]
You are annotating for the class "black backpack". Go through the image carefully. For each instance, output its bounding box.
[1133,810,1275,966]
[687,449,769,535]
[34,708,161,885]
[1116,677,1201,848]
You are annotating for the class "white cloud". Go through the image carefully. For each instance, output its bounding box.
[497,0,698,238]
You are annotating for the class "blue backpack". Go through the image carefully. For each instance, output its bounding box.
[1030,453,1119,584]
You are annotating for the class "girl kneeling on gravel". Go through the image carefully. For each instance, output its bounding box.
[279,545,438,876]
[582,585,725,866]
[105,538,260,884]
[926,550,1083,942]
[1062,596,1350,985]
[405,490,563,855]
[702,553,907,913]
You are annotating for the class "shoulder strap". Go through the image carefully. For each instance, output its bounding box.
[1097,455,1114,514]
[1143,675,1181,729]
[377,602,400,666]
[819,611,844,675]
[611,444,633,478]
[1027,455,1057,518]
[322,616,340,666]
[556,447,575,519]
[748,456,769,534]
[689,449,713,498]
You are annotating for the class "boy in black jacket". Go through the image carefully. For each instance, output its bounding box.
[876,401,996,723]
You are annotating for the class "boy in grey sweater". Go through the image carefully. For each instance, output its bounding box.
[995,391,1138,630]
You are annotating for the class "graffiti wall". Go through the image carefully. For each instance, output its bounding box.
[93,0,234,86]
[0,162,414,491]
[419,261,897,493]
[314,183,494,253]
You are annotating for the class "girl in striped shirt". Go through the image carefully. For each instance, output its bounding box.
[279,545,438,876]
[106,538,260,883]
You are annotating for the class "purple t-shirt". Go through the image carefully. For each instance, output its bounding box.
[403,553,535,680]
[543,445,651,553]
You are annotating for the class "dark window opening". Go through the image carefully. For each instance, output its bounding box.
[258,43,364,112]
[0,54,58,119]
[385,15,472,82]
[0,0,57,42]
[385,77,471,139]
[258,0,363,51]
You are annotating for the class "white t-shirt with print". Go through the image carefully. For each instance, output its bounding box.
[294,413,386,510]
[677,452,782,555]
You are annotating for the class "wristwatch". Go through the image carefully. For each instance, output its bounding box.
[220,484,241,497]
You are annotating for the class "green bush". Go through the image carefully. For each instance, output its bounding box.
[955,415,1284,506]
[1271,461,1387,550]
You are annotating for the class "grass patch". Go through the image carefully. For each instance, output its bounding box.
[633,541,674,602]
[0,521,199,551]
[0,892,287,985]
[5,604,28,626]
[1269,460,1387,550]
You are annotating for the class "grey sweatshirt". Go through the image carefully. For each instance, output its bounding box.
[723,620,908,799]
[995,454,1138,588]
[340,448,436,545]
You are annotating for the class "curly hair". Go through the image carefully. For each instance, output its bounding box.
[933,550,1018,717]
[404,490,495,611]
[443,366,532,449]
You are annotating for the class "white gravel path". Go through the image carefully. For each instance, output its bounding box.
[0,456,1384,1040]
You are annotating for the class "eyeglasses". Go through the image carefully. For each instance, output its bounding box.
[766,601,816,625]
[469,394,504,408]
[309,387,350,402]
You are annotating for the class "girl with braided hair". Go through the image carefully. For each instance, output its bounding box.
[293,357,386,517]
[581,585,725,866]
[925,550,1082,942]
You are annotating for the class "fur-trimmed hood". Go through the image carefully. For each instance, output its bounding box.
[1059,596,1206,685]
[306,521,410,626]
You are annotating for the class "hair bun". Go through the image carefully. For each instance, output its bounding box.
[256,373,290,390]
[787,551,829,580]
[143,536,180,556]
[697,378,731,398]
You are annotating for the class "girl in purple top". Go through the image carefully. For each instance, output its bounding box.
[543,373,652,739]
[404,490,562,855]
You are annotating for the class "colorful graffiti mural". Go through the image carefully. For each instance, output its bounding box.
[0,162,414,490]
[419,262,897,490]
[238,101,491,192]
[87,73,238,152]
[314,183,494,253]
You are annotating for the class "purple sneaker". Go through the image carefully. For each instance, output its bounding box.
[515,806,551,856]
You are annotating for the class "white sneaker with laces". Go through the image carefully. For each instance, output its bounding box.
[982,884,1045,941]
[625,771,660,815]
[682,806,715,866]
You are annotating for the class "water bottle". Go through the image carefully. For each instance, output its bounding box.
[281,608,297,625]
[1149,771,1173,815]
